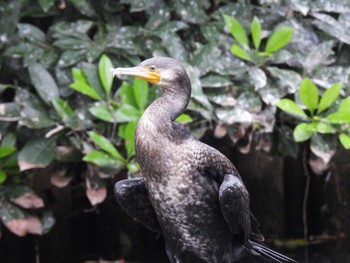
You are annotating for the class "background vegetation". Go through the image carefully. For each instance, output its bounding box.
[1,0,350,262]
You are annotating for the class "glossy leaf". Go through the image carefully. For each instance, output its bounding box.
[299,78,319,113]
[276,99,308,119]
[230,44,251,61]
[317,83,341,114]
[251,16,261,49]
[265,27,293,53]
[98,54,113,97]
[223,15,249,47]
[28,63,59,105]
[339,133,350,149]
[307,122,335,134]
[293,123,313,142]
[51,98,74,119]
[18,138,56,171]
[89,104,115,122]
[17,24,46,44]
[69,82,101,100]
[83,150,121,167]
[72,68,88,84]
[87,131,125,161]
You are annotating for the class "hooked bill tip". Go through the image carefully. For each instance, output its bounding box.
[111,68,120,77]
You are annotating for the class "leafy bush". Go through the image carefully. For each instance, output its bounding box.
[1,0,350,249]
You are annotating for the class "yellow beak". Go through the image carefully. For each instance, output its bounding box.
[112,66,160,85]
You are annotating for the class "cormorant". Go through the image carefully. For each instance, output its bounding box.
[112,57,297,263]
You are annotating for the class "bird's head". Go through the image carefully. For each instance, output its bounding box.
[112,57,190,94]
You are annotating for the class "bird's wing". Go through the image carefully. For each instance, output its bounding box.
[114,177,161,233]
[196,142,264,243]
[219,174,252,243]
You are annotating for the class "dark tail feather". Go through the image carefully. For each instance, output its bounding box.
[247,241,298,263]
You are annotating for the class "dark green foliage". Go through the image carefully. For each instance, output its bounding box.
[0,0,350,251]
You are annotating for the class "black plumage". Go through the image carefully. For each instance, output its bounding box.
[113,57,297,263]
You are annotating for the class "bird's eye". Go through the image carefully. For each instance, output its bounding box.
[149,65,157,71]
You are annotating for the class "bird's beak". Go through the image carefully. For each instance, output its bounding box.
[112,66,160,84]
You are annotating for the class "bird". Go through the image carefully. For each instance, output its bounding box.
[112,57,297,263]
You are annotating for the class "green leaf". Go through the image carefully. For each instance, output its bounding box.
[265,27,293,53]
[51,98,74,119]
[339,97,350,113]
[1,133,16,147]
[326,111,350,124]
[299,78,319,113]
[0,146,16,158]
[0,171,7,184]
[17,24,46,44]
[39,0,55,12]
[115,104,140,123]
[28,63,59,105]
[87,131,125,161]
[72,67,88,84]
[124,122,137,159]
[276,99,308,119]
[339,133,350,149]
[293,123,313,142]
[98,54,113,97]
[89,104,115,122]
[307,122,335,134]
[133,78,149,111]
[223,15,249,47]
[18,138,56,171]
[230,44,251,61]
[120,82,137,107]
[83,150,121,167]
[251,16,261,49]
[70,82,101,100]
[176,113,193,123]
[317,83,342,114]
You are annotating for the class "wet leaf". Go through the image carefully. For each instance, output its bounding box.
[53,37,90,50]
[267,67,302,94]
[17,23,46,44]
[312,13,350,45]
[310,134,336,163]
[98,54,113,97]
[265,27,293,53]
[311,0,350,13]
[120,0,157,12]
[312,66,348,88]
[276,99,308,120]
[15,89,54,129]
[251,16,261,49]
[223,15,249,48]
[87,131,125,161]
[303,41,336,73]
[248,67,267,90]
[339,133,350,149]
[293,123,313,142]
[230,44,251,61]
[173,0,209,24]
[28,63,59,105]
[299,78,319,113]
[317,83,341,114]
[18,138,56,171]
[201,74,231,88]
[58,50,86,67]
